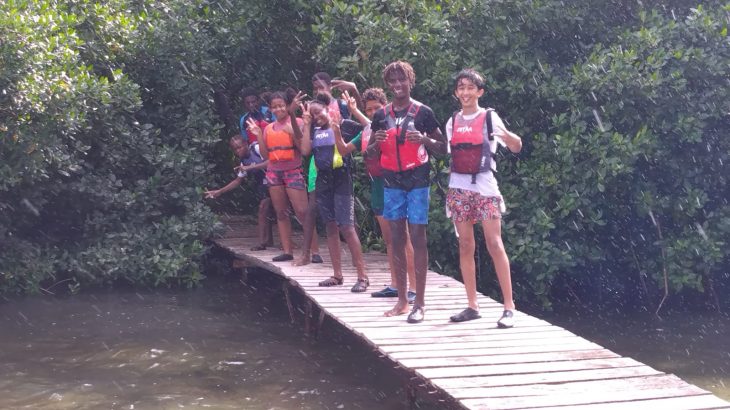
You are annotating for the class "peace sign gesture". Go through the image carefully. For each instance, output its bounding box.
[288,91,308,116]
[342,90,358,115]
[301,101,312,126]
[246,117,262,138]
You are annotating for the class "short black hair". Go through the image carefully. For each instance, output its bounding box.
[241,87,259,99]
[312,92,332,107]
[454,68,485,90]
[267,88,297,105]
[229,134,246,144]
[362,88,387,105]
[312,72,332,85]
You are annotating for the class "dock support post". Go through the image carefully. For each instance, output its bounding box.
[405,382,417,409]
[315,309,326,340]
[282,282,296,324]
[304,300,313,335]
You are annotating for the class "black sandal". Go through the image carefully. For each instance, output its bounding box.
[319,276,344,287]
[449,307,481,323]
[272,253,293,262]
[250,244,267,251]
[350,278,369,293]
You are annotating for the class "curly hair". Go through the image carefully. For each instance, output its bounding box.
[382,60,416,88]
[362,87,387,106]
[312,92,332,107]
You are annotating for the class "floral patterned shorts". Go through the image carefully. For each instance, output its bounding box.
[446,188,502,223]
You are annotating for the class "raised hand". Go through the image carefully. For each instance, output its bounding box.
[342,90,357,114]
[331,79,357,93]
[246,118,262,138]
[289,91,307,115]
[329,104,342,126]
[301,102,312,126]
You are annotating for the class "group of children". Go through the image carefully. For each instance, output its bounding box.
[206,62,522,328]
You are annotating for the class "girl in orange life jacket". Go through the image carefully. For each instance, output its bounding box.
[298,93,369,292]
[247,90,319,262]
[366,60,447,323]
[342,88,418,302]
[445,69,522,328]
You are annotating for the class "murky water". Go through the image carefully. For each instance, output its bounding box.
[2,270,728,409]
[541,309,730,401]
[0,272,438,410]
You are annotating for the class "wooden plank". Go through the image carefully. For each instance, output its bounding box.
[531,394,730,410]
[398,349,619,370]
[457,375,710,409]
[413,352,624,377]
[431,364,660,389]
[381,336,594,355]
[390,341,604,361]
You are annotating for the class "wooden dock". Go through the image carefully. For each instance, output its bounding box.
[213,215,730,410]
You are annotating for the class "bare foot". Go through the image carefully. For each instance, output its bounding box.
[292,254,311,266]
[384,301,410,317]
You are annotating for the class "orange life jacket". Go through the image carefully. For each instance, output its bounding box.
[264,123,296,162]
[379,101,428,172]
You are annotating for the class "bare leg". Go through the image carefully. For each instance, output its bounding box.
[341,226,367,280]
[455,221,479,310]
[404,225,416,293]
[481,219,515,310]
[408,223,428,308]
[286,187,319,262]
[325,221,343,279]
[376,215,396,287]
[294,190,318,266]
[384,219,410,317]
[269,186,292,255]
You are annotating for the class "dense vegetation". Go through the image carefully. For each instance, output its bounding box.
[2,0,728,314]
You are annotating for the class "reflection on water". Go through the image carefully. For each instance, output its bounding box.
[541,309,730,401]
[0,272,436,409]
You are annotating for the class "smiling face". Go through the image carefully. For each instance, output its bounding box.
[364,100,384,121]
[230,138,249,158]
[455,77,484,110]
[385,71,412,100]
[309,102,330,128]
[269,97,288,120]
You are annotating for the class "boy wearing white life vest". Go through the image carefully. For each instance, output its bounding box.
[445,69,522,328]
[367,61,447,323]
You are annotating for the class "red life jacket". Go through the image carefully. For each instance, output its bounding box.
[450,108,496,183]
[360,126,383,177]
[379,101,428,172]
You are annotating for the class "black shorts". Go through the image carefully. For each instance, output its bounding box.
[315,167,354,227]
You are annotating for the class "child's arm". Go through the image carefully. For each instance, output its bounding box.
[332,80,363,110]
[298,102,313,156]
[331,116,358,156]
[237,159,269,173]
[204,177,243,199]
[342,90,370,126]
[248,119,268,159]
[288,92,304,146]
[494,123,522,153]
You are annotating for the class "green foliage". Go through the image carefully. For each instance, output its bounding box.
[2,0,728,314]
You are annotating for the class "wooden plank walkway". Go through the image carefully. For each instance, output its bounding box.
[213,215,730,410]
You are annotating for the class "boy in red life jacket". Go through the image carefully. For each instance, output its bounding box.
[445,69,522,328]
[205,135,273,250]
[343,88,418,303]
[366,61,447,323]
